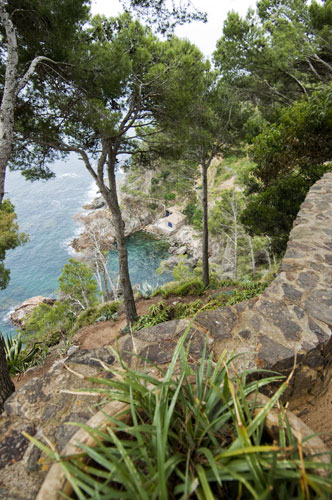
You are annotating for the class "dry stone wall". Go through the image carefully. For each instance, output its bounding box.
[118,171,332,399]
[2,172,332,499]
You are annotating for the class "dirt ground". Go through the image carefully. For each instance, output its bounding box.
[12,294,332,449]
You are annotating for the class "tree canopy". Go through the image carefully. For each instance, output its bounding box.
[0,199,27,288]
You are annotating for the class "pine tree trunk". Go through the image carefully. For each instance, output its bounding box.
[233,201,238,281]
[202,163,209,287]
[248,235,256,276]
[99,156,137,325]
[0,336,14,413]
[0,1,19,205]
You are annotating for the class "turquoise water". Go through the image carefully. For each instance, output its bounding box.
[0,155,170,337]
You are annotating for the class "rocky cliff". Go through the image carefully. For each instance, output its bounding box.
[2,172,332,499]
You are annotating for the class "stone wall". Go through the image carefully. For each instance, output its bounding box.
[2,172,332,499]
[117,171,332,400]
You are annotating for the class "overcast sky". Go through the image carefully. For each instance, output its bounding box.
[90,0,256,57]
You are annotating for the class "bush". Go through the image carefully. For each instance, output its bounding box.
[22,301,75,348]
[73,301,120,330]
[159,278,205,298]
[225,282,268,306]
[72,306,99,331]
[164,192,176,201]
[94,302,120,322]
[183,202,202,230]
[28,334,332,499]
[173,278,205,296]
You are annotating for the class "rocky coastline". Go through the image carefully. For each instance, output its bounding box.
[10,297,56,328]
[71,183,203,268]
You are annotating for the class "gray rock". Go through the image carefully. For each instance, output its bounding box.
[195,308,237,340]
[0,421,35,470]
[305,290,332,325]
[66,345,79,356]
[10,296,55,327]
[67,348,115,368]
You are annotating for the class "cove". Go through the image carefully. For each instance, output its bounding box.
[0,156,171,337]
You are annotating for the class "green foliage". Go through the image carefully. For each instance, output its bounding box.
[71,306,100,332]
[58,259,99,313]
[251,87,332,186]
[72,301,120,330]
[225,281,268,306]
[94,302,120,323]
[22,299,120,357]
[157,255,195,283]
[214,0,331,110]
[242,86,332,253]
[0,332,39,375]
[137,281,156,299]
[171,256,194,282]
[164,192,175,201]
[158,278,206,299]
[22,301,75,349]
[183,202,203,230]
[241,175,313,254]
[133,301,170,331]
[134,299,205,331]
[27,334,332,499]
[0,199,28,289]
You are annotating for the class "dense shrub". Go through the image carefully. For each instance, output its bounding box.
[158,278,205,298]
[183,202,203,230]
[22,301,75,348]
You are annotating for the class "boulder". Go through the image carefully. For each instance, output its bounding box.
[82,195,106,211]
[10,297,56,327]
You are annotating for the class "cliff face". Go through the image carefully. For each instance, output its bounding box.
[72,178,164,253]
[2,172,332,498]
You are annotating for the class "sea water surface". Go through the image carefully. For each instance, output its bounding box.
[0,155,170,337]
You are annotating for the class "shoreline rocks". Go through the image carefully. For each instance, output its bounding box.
[10,296,56,327]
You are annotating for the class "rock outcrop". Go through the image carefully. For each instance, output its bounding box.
[10,297,56,327]
[2,172,332,498]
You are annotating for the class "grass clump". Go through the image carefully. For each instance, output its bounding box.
[133,300,204,331]
[28,334,332,499]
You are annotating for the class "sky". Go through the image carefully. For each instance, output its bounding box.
[90,0,256,57]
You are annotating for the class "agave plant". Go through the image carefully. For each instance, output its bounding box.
[27,332,332,499]
[137,281,156,299]
[0,331,39,374]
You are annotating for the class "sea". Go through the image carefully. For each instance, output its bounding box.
[0,154,171,337]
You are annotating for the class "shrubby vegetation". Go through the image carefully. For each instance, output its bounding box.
[0,200,28,289]
[16,260,120,369]
[1,0,332,421]
[27,334,332,498]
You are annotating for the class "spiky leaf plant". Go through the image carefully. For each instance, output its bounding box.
[0,331,39,374]
[27,333,332,499]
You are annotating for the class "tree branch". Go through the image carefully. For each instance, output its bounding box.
[15,56,59,96]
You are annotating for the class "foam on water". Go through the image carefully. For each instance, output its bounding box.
[84,180,99,203]
[0,155,171,337]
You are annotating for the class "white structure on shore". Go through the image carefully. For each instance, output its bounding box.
[150,206,186,235]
